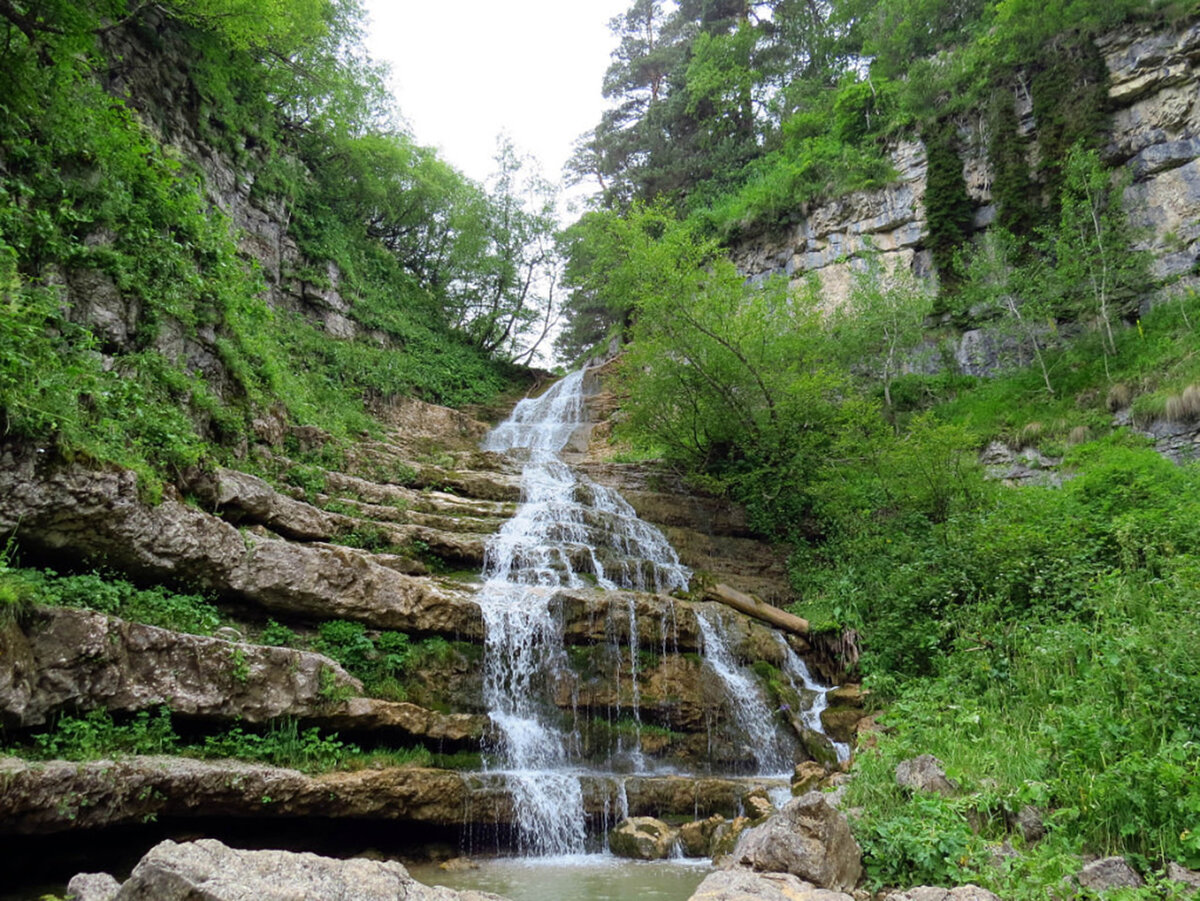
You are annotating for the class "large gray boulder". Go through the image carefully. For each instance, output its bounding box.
[727,791,862,893]
[689,868,853,901]
[66,872,121,901]
[102,838,506,900]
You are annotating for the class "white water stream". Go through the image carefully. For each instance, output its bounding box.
[476,368,844,855]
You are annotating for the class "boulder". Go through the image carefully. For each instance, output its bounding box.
[819,707,867,744]
[712,816,754,863]
[1,606,360,728]
[882,888,1001,901]
[728,791,862,893]
[103,838,505,900]
[1009,804,1045,844]
[609,816,680,860]
[689,868,854,901]
[895,755,958,797]
[66,872,122,901]
[1075,856,1144,892]
[1166,862,1200,891]
[744,787,777,822]
[791,761,827,796]
[679,814,726,857]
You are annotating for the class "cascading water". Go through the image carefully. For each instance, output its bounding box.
[476,367,848,856]
[693,606,794,775]
[478,369,689,854]
[780,641,852,764]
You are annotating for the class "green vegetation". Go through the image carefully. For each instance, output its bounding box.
[4,708,433,774]
[563,1,1200,887]
[0,0,546,493]
[4,567,225,635]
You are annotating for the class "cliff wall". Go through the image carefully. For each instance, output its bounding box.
[730,20,1200,311]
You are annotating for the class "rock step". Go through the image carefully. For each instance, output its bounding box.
[0,606,486,744]
[0,755,787,835]
[187,466,499,569]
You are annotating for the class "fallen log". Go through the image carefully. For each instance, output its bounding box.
[704,583,809,635]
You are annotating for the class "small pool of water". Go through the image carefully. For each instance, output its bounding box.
[407,855,713,901]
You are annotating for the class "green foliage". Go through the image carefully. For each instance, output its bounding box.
[1030,34,1110,215]
[315,619,411,699]
[258,619,298,647]
[201,719,355,772]
[986,88,1038,238]
[924,119,975,299]
[0,0,524,488]
[27,707,179,760]
[1050,145,1150,356]
[616,212,854,538]
[17,568,224,635]
[828,257,934,412]
[857,794,983,887]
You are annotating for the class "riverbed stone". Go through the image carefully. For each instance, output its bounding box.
[105,838,507,900]
[690,868,854,901]
[609,816,681,859]
[792,761,827,796]
[680,814,727,857]
[728,792,862,893]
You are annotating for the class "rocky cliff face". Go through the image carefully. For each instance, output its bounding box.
[730,20,1200,312]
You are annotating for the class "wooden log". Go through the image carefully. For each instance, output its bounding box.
[703,583,809,635]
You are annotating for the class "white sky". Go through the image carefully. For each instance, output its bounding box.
[362,0,631,204]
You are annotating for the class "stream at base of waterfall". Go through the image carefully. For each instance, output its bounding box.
[473,368,847,857]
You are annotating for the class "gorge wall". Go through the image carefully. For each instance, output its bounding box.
[730,20,1200,320]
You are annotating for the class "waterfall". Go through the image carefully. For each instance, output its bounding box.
[477,369,689,855]
[780,641,852,764]
[693,606,793,775]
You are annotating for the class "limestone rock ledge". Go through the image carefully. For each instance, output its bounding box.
[0,606,360,728]
[0,446,484,637]
[0,756,787,835]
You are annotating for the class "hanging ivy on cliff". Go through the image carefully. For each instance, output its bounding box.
[986,84,1038,240]
[1030,32,1111,218]
[923,118,975,307]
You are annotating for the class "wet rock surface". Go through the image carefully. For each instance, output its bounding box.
[608,816,680,859]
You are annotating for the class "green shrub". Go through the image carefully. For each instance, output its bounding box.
[258,619,298,647]
[27,707,178,760]
[23,569,224,635]
[315,619,412,698]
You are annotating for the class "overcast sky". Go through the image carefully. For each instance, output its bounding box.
[362,0,630,204]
